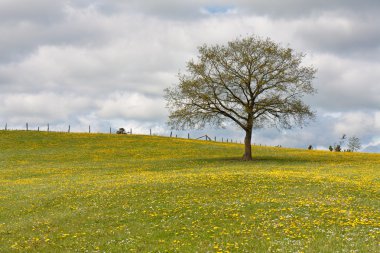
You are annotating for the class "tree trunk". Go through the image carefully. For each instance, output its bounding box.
[242,129,253,160]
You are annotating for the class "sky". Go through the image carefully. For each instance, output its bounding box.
[0,0,379,152]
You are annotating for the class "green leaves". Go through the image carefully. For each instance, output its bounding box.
[165,35,317,159]
[165,35,316,131]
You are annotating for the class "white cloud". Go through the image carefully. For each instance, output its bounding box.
[0,92,92,124]
[334,112,380,136]
[97,92,167,121]
[308,54,380,111]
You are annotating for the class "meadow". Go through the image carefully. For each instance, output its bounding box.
[0,130,379,252]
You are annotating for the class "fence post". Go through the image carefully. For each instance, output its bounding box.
[130,128,132,134]
[5,123,7,130]
[38,126,39,131]
[214,136,216,142]
[89,125,91,133]
[175,134,177,138]
[150,129,152,135]
[110,127,112,134]
[222,137,223,142]
[170,131,172,137]
[47,124,50,132]
[188,133,190,139]
[68,125,70,133]
[26,123,28,131]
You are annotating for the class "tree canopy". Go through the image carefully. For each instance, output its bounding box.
[348,136,361,152]
[165,36,317,160]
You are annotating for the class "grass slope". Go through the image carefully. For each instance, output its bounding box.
[0,130,379,252]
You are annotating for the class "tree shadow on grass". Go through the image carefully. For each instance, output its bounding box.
[197,154,325,165]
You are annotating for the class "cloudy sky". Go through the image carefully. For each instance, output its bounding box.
[1,0,379,152]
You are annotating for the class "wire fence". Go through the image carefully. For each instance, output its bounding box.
[2,122,249,144]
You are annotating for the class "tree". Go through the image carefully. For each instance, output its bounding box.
[332,134,346,152]
[165,36,316,160]
[347,136,361,152]
[116,128,126,134]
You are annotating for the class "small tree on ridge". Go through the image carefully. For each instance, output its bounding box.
[348,136,361,152]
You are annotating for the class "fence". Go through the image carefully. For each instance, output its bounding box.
[2,122,246,144]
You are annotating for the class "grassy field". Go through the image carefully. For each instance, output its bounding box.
[0,130,379,252]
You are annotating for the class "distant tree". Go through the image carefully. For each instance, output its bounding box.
[328,145,333,152]
[339,134,347,146]
[332,134,347,152]
[165,36,317,160]
[308,145,313,150]
[116,128,126,134]
[347,136,361,152]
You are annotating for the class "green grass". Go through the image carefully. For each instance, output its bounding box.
[0,130,379,252]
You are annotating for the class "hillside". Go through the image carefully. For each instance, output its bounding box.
[0,130,379,252]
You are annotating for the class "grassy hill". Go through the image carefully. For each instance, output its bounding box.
[0,130,379,252]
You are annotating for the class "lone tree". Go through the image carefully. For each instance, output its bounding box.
[165,36,316,160]
[347,136,361,152]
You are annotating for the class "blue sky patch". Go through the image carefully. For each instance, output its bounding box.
[203,5,233,14]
